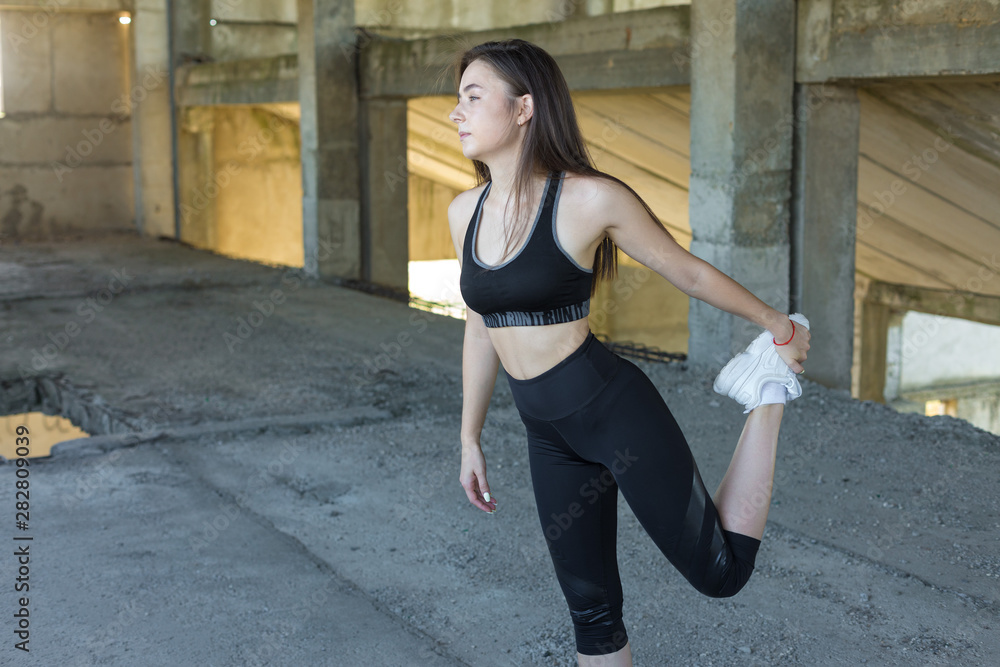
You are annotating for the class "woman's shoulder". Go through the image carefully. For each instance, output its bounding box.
[560,171,631,201]
[449,182,488,216]
[557,171,634,220]
[447,182,490,248]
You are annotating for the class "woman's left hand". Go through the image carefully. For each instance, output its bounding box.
[773,319,810,375]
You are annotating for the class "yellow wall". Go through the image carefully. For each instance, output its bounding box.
[179,104,303,268]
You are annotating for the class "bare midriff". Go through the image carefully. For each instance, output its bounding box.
[487,316,592,380]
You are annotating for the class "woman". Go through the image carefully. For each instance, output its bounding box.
[447,39,810,666]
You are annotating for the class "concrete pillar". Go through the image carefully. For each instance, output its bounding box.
[858,297,893,402]
[171,1,211,247]
[131,0,176,237]
[687,0,796,369]
[360,99,409,291]
[177,106,216,249]
[297,0,361,281]
[790,84,860,390]
[170,0,210,61]
[883,310,905,402]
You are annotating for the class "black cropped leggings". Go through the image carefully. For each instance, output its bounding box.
[504,330,761,656]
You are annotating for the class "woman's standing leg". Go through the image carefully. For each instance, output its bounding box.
[517,409,634,665]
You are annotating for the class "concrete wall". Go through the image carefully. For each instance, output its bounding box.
[131,0,174,238]
[612,0,689,10]
[898,311,1000,389]
[178,103,302,267]
[352,0,690,28]
[591,260,690,353]
[209,0,297,61]
[355,0,574,30]
[957,390,1000,436]
[408,173,457,262]
[0,10,134,239]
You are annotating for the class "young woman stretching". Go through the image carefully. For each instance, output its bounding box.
[448,39,811,666]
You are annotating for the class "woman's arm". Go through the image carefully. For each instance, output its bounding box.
[448,191,500,514]
[459,310,500,513]
[596,178,809,371]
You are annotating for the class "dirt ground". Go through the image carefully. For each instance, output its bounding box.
[0,233,997,666]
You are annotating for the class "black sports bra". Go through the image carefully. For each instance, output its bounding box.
[459,171,593,328]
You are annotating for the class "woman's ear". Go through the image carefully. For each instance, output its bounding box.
[517,94,534,126]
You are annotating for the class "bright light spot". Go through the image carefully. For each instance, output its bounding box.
[209,19,217,26]
[925,398,957,417]
[119,16,131,25]
[408,260,466,320]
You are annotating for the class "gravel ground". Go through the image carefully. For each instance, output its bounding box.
[0,234,996,666]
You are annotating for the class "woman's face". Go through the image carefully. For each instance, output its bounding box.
[449,59,521,163]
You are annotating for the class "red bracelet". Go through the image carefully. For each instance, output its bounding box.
[773,320,795,346]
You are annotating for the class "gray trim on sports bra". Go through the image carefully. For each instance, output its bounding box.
[551,175,594,274]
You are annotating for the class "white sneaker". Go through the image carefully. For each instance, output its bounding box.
[713,313,810,413]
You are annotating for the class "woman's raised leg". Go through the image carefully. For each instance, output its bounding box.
[712,403,784,540]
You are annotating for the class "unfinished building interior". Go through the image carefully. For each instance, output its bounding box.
[4,0,998,430]
[1,0,999,664]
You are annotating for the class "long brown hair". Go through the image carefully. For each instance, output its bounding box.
[455,38,675,297]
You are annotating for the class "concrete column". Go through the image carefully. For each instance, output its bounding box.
[171,0,210,61]
[790,84,860,390]
[177,106,216,249]
[687,0,796,369]
[883,310,905,402]
[297,0,361,281]
[131,0,176,237]
[171,1,211,247]
[858,297,893,403]
[360,98,409,291]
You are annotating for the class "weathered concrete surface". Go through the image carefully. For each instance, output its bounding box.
[797,0,1000,82]
[791,84,860,391]
[0,233,998,665]
[687,0,795,368]
[361,98,409,290]
[297,0,362,282]
[176,55,301,107]
[359,6,693,98]
[0,10,135,239]
[130,1,176,238]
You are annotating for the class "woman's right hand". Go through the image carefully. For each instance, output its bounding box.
[460,444,498,513]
